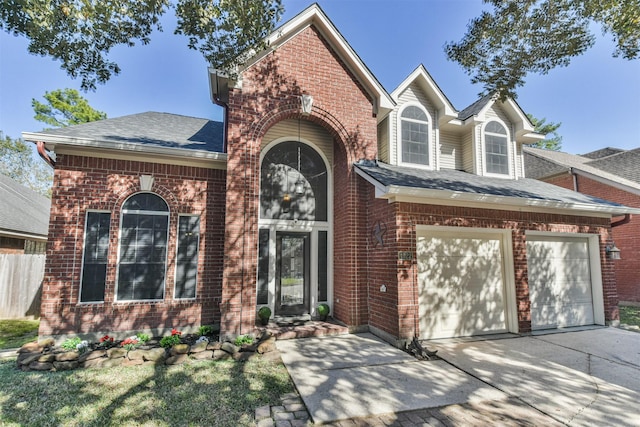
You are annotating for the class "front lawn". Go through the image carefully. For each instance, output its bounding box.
[620,305,640,328]
[0,319,39,350]
[0,356,293,426]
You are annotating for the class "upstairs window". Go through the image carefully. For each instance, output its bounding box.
[117,193,169,301]
[484,121,509,175]
[400,105,430,166]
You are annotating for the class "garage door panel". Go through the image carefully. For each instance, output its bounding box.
[418,232,508,339]
[527,236,594,330]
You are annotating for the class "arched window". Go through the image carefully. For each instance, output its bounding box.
[400,105,430,166]
[484,121,509,175]
[260,141,328,221]
[117,193,169,300]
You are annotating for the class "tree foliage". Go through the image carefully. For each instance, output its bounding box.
[0,0,282,90]
[446,0,640,99]
[33,88,107,128]
[526,114,563,151]
[0,133,53,197]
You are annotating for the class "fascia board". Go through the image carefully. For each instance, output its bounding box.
[573,168,640,196]
[391,66,457,119]
[23,132,228,164]
[380,184,640,216]
[354,166,388,196]
[0,229,48,241]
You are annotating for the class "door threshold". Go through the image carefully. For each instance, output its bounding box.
[273,314,312,325]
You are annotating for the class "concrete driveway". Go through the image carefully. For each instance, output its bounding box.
[276,328,640,425]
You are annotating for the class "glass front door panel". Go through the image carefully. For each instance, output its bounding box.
[276,232,309,315]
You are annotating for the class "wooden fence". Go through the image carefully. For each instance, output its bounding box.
[0,254,45,319]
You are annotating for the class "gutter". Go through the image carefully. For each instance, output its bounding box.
[612,214,631,228]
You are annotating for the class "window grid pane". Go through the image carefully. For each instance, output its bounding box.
[401,120,429,165]
[81,212,110,302]
[175,216,200,299]
[486,133,509,175]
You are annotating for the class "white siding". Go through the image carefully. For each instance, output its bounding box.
[462,129,474,173]
[377,117,390,163]
[262,119,333,166]
[439,132,462,170]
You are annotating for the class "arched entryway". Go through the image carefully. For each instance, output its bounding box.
[257,127,332,319]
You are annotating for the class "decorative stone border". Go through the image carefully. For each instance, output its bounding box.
[15,333,277,372]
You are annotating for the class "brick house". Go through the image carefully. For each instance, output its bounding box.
[525,147,640,304]
[24,5,639,343]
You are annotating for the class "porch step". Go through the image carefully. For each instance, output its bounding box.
[261,319,349,340]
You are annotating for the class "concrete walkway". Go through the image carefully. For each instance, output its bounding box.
[276,328,640,426]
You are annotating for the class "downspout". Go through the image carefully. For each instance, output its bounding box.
[570,167,579,192]
[611,214,631,228]
[211,94,229,154]
[37,141,55,167]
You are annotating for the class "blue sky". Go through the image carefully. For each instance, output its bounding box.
[1,0,638,155]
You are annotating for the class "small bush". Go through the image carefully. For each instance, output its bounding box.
[198,325,214,336]
[61,337,82,351]
[234,335,254,346]
[136,332,150,343]
[160,335,181,348]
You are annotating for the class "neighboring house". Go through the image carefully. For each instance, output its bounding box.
[524,146,640,304]
[23,5,639,343]
[0,173,50,254]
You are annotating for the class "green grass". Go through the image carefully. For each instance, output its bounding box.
[0,319,40,350]
[620,305,640,328]
[0,356,294,426]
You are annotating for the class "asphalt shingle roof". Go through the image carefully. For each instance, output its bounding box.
[581,147,625,160]
[29,112,224,153]
[0,174,51,238]
[585,149,640,184]
[355,160,627,210]
[457,93,494,120]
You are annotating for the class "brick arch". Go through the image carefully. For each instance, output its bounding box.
[248,99,356,164]
[110,182,179,213]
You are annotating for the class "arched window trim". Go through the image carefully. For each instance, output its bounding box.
[481,119,513,178]
[397,102,433,169]
[115,192,170,302]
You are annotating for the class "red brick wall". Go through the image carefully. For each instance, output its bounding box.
[39,154,226,336]
[362,185,617,340]
[545,174,640,302]
[221,26,377,335]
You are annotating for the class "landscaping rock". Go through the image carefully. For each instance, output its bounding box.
[190,350,213,360]
[122,358,144,367]
[38,338,55,349]
[165,354,188,365]
[190,342,208,353]
[170,344,190,355]
[101,358,123,368]
[53,361,79,371]
[82,358,105,369]
[221,342,239,354]
[213,349,231,360]
[142,348,166,362]
[257,337,276,354]
[241,343,258,352]
[80,350,106,362]
[55,351,80,362]
[107,348,127,359]
[18,342,40,353]
[207,342,222,351]
[18,352,42,366]
[233,351,257,362]
[38,354,56,363]
[127,350,144,361]
[29,361,53,371]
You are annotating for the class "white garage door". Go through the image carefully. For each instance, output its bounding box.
[417,230,508,339]
[527,235,594,330]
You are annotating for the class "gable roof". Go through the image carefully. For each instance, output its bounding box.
[22,112,227,166]
[212,3,395,119]
[391,65,457,120]
[0,174,51,240]
[354,160,640,216]
[523,146,640,195]
[582,147,625,160]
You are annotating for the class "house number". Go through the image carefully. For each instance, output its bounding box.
[398,251,413,260]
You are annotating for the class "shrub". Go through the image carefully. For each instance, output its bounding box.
[234,335,254,346]
[198,325,213,336]
[159,335,181,348]
[136,332,150,344]
[61,337,82,351]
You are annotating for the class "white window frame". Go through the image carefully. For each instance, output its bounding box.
[79,210,111,304]
[115,192,170,302]
[174,214,201,300]
[397,102,433,169]
[481,119,512,178]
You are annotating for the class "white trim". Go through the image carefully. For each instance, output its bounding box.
[573,169,640,196]
[390,65,457,120]
[0,230,47,242]
[525,231,605,327]
[481,119,513,179]
[115,192,170,303]
[173,214,201,301]
[397,102,434,170]
[415,225,518,337]
[78,210,111,304]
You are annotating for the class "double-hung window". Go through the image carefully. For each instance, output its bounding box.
[400,105,430,166]
[117,193,169,301]
[484,121,509,175]
[80,212,111,302]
